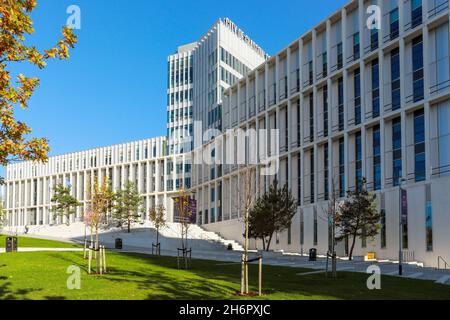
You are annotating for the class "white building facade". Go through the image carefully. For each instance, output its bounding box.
[4,3,450,267]
[167,43,196,156]
[4,137,192,225]
[4,18,267,228]
[192,0,450,267]
[192,18,268,136]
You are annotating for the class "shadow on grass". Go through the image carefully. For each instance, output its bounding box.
[104,265,239,300]
[109,252,450,300]
[0,281,44,300]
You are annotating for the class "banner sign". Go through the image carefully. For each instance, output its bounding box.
[188,198,197,223]
[401,189,408,225]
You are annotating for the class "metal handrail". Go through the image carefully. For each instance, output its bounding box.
[428,1,449,19]
[437,256,449,270]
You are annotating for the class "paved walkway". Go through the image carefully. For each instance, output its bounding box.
[0,248,84,253]
[113,244,450,285]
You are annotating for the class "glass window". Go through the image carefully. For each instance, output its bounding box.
[354,68,361,125]
[372,59,380,117]
[353,32,360,60]
[411,0,423,28]
[392,118,402,186]
[414,109,426,181]
[355,132,362,190]
[339,138,345,197]
[390,8,399,39]
[412,36,424,102]
[391,48,401,110]
[373,126,381,190]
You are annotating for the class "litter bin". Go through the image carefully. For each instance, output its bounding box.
[309,248,317,261]
[115,238,122,250]
[6,236,18,253]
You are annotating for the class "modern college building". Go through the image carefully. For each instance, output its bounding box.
[3,137,189,225]
[192,0,450,267]
[3,18,266,225]
[4,1,450,267]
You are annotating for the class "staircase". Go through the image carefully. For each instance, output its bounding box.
[189,224,244,251]
[2,222,245,252]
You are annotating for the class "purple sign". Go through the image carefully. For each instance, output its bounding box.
[401,189,408,225]
[189,198,197,223]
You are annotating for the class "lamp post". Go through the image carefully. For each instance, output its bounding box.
[398,177,406,276]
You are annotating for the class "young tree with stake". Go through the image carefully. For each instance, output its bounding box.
[320,177,341,278]
[91,178,113,254]
[174,188,193,251]
[239,167,256,295]
[248,179,297,252]
[336,178,380,261]
[149,204,166,248]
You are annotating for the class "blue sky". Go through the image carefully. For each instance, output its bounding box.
[11,0,348,159]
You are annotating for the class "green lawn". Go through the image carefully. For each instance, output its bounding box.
[0,234,81,248]
[0,245,450,300]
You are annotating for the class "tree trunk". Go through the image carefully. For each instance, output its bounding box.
[261,237,266,251]
[95,226,99,251]
[266,234,273,251]
[349,233,357,261]
[156,228,159,245]
[127,218,131,233]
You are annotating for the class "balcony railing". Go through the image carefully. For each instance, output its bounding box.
[290,124,301,148]
[428,0,449,19]
[269,84,277,106]
[330,42,343,73]
[317,169,329,201]
[383,149,402,188]
[347,97,361,128]
[302,61,313,88]
[405,69,424,105]
[404,5,423,32]
[290,69,300,94]
[258,90,266,112]
[240,101,247,122]
[364,34,379,55]
[317,108,328,139]
[279,76,288,100]
[430,134,450,178]
[332,104,345,133]
[231,106,238,127]
[303,173,314,205]
[383,81,401,113]
[346,33,360,64]
[316,52,327,81]
[249,96,256,117]
[429,57,450,96]
[383,11,399,43]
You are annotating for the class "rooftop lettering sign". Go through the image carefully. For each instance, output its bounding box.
[222,18,269,59]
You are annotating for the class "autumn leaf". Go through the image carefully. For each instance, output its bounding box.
[0,0,78,182]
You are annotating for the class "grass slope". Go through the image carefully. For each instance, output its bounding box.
[0,249,449,300]
[0,234,80,248]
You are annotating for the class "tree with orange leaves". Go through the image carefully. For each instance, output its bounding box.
[0,0,77,183]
